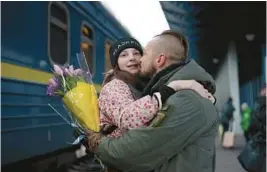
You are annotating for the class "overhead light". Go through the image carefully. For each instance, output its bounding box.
[245,34,255,41]
[213,58,219,64]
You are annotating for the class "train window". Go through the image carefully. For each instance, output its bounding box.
[81,23,94,75]
[105,41,112,72]
[48,2,69,65]
[82,25,93,40]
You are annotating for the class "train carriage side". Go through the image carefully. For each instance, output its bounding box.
[1,1,131,169]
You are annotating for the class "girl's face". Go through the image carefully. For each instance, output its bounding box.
[117,48,142,75]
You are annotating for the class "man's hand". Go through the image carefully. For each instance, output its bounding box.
[85,129,103,152]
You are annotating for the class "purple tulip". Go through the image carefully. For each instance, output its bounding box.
[73,69,83,76]
[53,64,63,76]
[64,68,72,76]
[48,77,58,88]
[46,85,56,96]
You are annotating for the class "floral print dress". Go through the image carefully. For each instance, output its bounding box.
[98,78,159,138]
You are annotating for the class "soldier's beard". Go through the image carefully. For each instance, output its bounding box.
[140,65,156,78]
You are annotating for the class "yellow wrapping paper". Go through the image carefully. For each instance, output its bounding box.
[63,82,100,132]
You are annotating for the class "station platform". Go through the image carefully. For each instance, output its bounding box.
[215,134,246,172]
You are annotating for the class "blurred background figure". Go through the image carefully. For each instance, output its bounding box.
[240,103,252,142]
[246,89,266,141]
[237,88,266,172]
[220,97,235,144]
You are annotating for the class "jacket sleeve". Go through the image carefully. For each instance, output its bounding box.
[95,91,206,172]
[98,79,159,130]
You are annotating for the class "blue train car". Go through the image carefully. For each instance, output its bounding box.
[1,1,131,168]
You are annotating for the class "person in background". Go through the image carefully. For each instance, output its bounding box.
[247,91,266,141]
[240,102,252,142]
[220,97,235,143]
[238,89,266,172]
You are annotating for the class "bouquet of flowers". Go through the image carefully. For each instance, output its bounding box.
[46,53,100,144]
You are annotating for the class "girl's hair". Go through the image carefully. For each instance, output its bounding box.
[102,65,138,87]
[102,69,115,86]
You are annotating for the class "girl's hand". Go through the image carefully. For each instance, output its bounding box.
[167,80,215,103]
